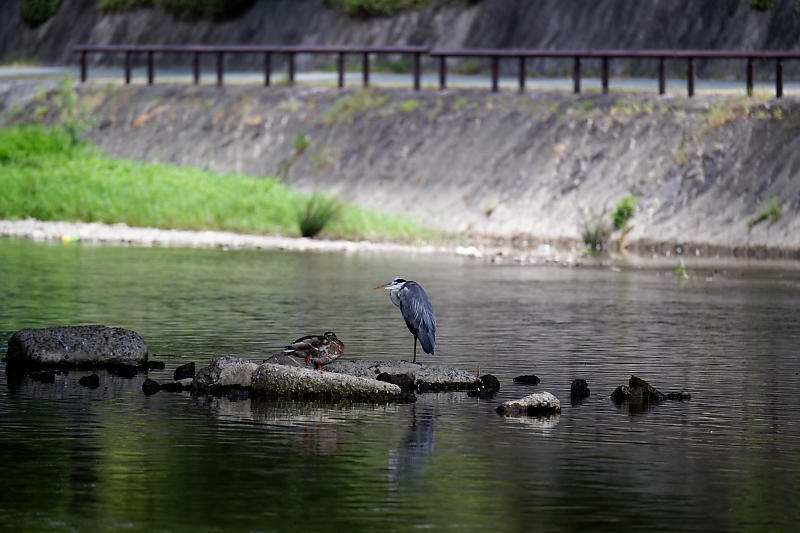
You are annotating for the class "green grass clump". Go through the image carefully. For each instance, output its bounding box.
[747,197,782,230]
[298,193,342,238]
[612,194,637,232]
[99,0,254,20]
[580,208,610,254]
[0,125,429,241]
[321,0,426,16]
[19,0,61,27]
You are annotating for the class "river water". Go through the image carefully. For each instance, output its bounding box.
[1,237,799,532]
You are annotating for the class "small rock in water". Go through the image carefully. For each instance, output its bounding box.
[110,364,138,379]
[146,360,166,370]
[225,388,250,402]
[173,362,196,381]
[142,378,161,396]
[497,392,561,416]
[30,370,56,383]
[570,379,590,402]
[263,353,302,367]
[468,374,501,398]
[667,391,692,401]
[376,372,416,401]
[610,385,630,403]
[160,382,183,393]
[78,374,100,389]
[513,374,541,385]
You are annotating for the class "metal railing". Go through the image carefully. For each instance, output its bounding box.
[74,44,800,97]
[73,44,429,89]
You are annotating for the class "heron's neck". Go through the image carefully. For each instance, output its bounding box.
[389,288,401,308]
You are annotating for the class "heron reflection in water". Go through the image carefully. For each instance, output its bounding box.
[374,278,436,363]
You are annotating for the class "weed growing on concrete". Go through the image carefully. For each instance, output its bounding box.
[748,197,782,230]
[612,194,637,232]
[324,90,389,124]
[580,207,610,254]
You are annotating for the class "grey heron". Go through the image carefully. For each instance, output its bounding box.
[375,278,436,362]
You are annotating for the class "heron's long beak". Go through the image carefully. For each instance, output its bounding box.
[374,282,391,290]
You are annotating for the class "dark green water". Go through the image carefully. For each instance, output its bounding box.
[2,237,800,532]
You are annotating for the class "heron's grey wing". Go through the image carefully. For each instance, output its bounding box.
[398,282,436,354]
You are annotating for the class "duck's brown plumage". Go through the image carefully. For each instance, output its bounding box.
[284,331,344,370]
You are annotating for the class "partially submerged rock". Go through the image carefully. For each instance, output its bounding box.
[325,360,480,392]
[376,372,416,401]
[513,374,541,385]
[468,374,501,398]
[78,373,100,389]
[142,378,160,396]
[263,353,303,367]
[251,363,402,402]
[570,379,590,402]
[6,326,148,368]
[497,392,561,416]
[173,362,196,380]
[194,356,259,393]
[611,376,681,408]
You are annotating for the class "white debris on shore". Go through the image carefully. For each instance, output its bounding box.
[0,218,443,255]
[0,218,608,266]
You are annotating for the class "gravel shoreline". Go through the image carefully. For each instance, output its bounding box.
[0,218,448,256]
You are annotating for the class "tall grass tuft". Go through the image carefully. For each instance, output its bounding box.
[297,193,342,238]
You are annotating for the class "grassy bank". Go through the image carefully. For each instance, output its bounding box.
[0,125,430,241]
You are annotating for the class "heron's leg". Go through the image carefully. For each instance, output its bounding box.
[413,338,417,363]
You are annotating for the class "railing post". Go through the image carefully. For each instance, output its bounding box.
[288,52,295,85]
[80,51,87,82]
[746,57,754,97]
[147,50,154,85]
[362,52,369,87]
[573,56,581,94]
[124,50,131,84]
[264,52,271,86]
[413,52,421,91]
[491,55,499,92]
[337,52,345,88]
[776,58,784,98]
[518,56,526,93]
[658,56,666,95]
[439,56,446,90]
[216,51,223,87]
[193,52,200,84]
[601,56,609,94]
[687,56,694,97]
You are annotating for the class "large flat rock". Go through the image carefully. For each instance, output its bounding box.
[325,360,480,392]
[252,363,402,402]
[6,326,147,368]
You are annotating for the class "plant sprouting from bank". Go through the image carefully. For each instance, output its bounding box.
[673,259,689,281]
[277,131,311,181]
[612,194,638,243]
[298,192,342,238]
[580,207,610,255]
[747,197,782,230]
[19,0,61,27]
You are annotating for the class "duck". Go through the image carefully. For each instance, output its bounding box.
[284,331,344,370]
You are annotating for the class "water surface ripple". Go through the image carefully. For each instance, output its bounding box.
[1,238,799,531]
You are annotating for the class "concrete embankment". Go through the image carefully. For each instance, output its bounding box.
[2,80,800,261]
